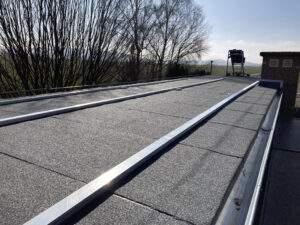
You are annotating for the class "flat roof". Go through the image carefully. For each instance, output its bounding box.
[0,76,277,224]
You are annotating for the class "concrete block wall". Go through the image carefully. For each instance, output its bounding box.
[260,52,300,113]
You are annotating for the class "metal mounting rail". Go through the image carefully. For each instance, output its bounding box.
[244,94,282,225]
[214,93,282,225]
[0,77,199,106]
[24,81,259,225]
[0,78,223,127]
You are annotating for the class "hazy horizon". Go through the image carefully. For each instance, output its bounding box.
[196,0,300,63]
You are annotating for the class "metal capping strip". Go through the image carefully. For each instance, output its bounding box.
[24,81,259,225]
[244,94,282,225]
[0,78,223,127]
[0,76,198,106]
[214,93,282,225]
[0,74,208,98]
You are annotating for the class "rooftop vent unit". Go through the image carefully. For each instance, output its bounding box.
[226,49,248,76]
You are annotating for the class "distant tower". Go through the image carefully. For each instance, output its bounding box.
[226,49,246,76]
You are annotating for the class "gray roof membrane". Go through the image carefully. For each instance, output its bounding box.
[77,195,191,225]
[180,121,257,157]
[0,153,83,225]
[0,77,277,225]
[115,144,241,225]
[210,109,264,131]
[0,77,213,119]
[225,102,269,115]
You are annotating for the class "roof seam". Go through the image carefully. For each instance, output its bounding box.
[179,143,242,159]
[52,115,85,124]
[175,102,210,107]
[114,193,195,225]
[223,108,265,116]
[116,107,191,119]
[209,121,258,132]
[0,151,86,184]
[236,100,270,106]
[116,101,266,121]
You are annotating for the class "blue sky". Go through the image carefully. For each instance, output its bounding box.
[196,0,300,63]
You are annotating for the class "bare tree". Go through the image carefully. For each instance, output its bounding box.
[122,0,155,81]
[148,0,208,78]
[79,0,129,85]
[0,0,129,93]
[0,0,208,96]
[147,0,181,78]
[169,1,208,64]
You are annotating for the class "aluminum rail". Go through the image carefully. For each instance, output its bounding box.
[214,93,282,225]
[0,78,223,127]
[244,94,282,225]
[0,77,196,106]
[0,74,207,98]
[24,81,259,225]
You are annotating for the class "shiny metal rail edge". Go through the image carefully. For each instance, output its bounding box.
[0,77,210,106]
[244,94,282,225]
[0,78,223,127]
[215,91,282,225]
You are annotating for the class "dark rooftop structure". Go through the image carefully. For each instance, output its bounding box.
[260,51,300,114]
[260,51,300,56]
[257,52,300,225]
